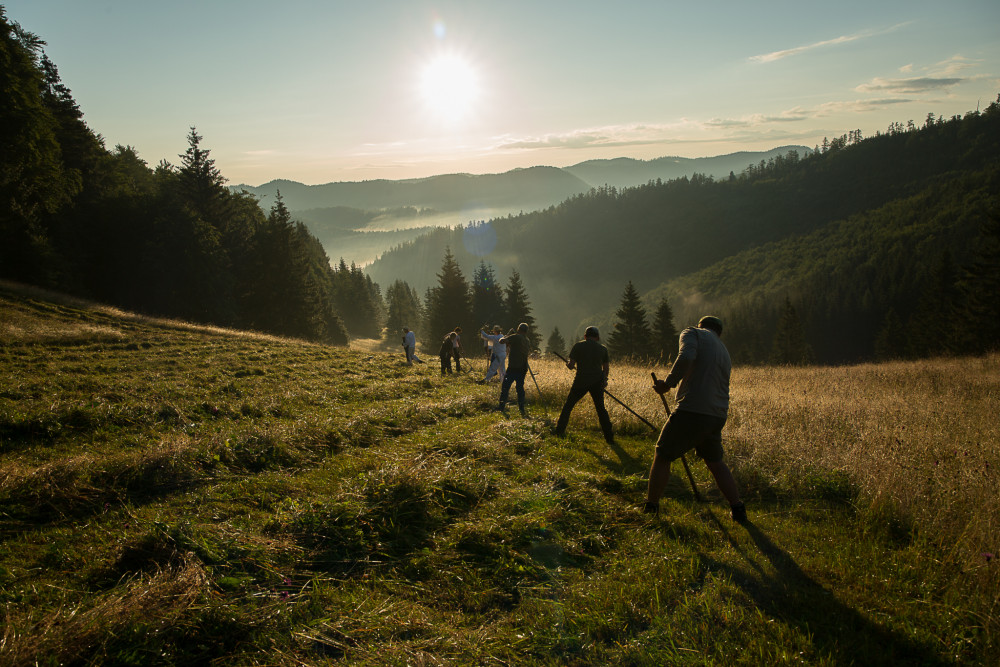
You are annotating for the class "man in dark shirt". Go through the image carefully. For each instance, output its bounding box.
[644,316,746,522]
[554,326,614,445]
[498,323,532,416]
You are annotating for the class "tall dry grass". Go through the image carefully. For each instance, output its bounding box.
[530,353,999,597]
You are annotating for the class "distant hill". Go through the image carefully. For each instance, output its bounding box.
[232,149,810,215]
[564,146,810,189]
[233,148,813,265]
[365,107,1000,362]
[231,166,591,215]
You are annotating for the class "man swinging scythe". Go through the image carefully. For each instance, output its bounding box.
[645,315,747,522]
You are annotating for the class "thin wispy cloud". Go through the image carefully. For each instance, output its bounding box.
[750,22,910,63]
[495,122,699,151]
[856,77,963,94]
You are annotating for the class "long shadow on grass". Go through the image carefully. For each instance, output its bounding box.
[581,440,646,476]
[699,515,950,665]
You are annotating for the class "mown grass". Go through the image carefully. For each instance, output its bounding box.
[0,282,996,665]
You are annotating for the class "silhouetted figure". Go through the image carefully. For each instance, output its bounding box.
[554,326,614,445]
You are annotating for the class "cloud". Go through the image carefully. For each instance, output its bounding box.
[750,22,909,64]
[494,122,699,151]
[855,77,963,94]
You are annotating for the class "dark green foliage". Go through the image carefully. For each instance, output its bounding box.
[471,261,505,330]
[545,327,566,357]
[424,247,472,343]
[0,18,358,345]
[0,12,76,285]
[651,297,678,363]
[956,207,1000,351]
[332,258,383,339]
[607,281,653,361]
[503,269,539,349]
[383,279,423,347]
[368,98,1000,362]
[770,297,813,365]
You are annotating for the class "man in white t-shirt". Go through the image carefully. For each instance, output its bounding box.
[479,325,507,382]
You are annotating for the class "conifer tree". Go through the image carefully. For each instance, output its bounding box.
[384,279,424,348]
[332,259,382,338]
[425,247,472,343]
[607,281,654,360]
[651,297,678,362]
[546,327,567,358]
[0,11,75,284]
[770,297,812,364]
[503,269,539,350]
[471,261,505,329]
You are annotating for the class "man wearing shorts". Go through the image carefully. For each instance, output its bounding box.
[644,316,746,522]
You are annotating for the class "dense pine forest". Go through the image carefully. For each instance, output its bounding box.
[0,10,373,344]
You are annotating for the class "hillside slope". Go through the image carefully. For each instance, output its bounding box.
[1,283,995,664]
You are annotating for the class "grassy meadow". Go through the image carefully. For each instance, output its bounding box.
[0,282,997,665]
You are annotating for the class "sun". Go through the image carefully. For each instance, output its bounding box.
[419,53,480,123]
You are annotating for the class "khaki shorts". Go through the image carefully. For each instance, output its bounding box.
[655,410,727,463]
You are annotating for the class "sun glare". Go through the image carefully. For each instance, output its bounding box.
[419,53,480,123]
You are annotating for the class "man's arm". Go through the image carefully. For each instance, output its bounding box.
[657,329,699,391]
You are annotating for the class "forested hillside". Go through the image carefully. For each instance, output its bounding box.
[0,10,383,343]
[366,102,1000,362]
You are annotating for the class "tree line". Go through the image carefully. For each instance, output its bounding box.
[382,248,543,354]
[1,12,381,344]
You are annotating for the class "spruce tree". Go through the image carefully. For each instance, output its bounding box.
[0,11,76,284]
[607,281,654,361]
[384,279,424,348]
[651,297,678,362]
[503,269,539,350]
[471,261,505,329]
[546,327,567,358]
[425,247,472,343]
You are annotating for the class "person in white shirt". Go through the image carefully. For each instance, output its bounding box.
[402,328,423,365]
[479,325,507,383]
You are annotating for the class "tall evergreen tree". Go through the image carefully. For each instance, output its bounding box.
[332,259,382,338]
[0,11,76,284]
[425,247,472,343]
[607,281,654,360]
[651,297,678,362]
[383,279,424,348]
[471,261,505,329]
[503,269,539,350]
[770,297,813,364]
[546,327,567,358]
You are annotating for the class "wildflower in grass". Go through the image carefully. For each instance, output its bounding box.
[982,552,994,563]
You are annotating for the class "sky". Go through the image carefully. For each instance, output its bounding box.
[5,1,999,186]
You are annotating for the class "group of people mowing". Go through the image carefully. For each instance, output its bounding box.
[402,317,747,523]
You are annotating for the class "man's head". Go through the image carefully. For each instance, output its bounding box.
[517,322,529,334]
[698,316,723,336]
[402,327,409,333]
[493,325,502,334]
[584,326,600,340]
